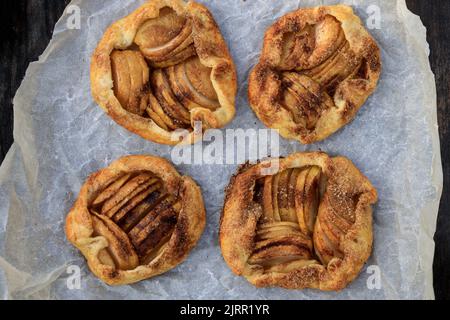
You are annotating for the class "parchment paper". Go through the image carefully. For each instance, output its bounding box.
[0,0,442,300]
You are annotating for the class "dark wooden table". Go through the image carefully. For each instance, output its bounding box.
[0,0,449,300]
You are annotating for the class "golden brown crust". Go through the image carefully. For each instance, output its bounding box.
[248,5,381,144]
[91,0,237,145]
[65,155,206,285]
[219,152,378,291]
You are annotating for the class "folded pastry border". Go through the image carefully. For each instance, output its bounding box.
[219,152,378,291]
[248,5,381,144]
[91,0,237,145]
[65,155,206,285]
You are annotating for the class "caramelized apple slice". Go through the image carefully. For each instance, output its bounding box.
[151,69,191,128]
[272,172,284,221]
[302,39,360,92]
[92,214,139,270]
[303,166,321,234]
[134,7,188,59]
[249,243,311,267]
[313,217,343,265]
[111,50,149,115]
[283,73,322,129]
[287,168,301,223]
[92,174,132,207]
[282,88,306,125]
[262,176,275,223]
[146,106,169,130]
[258,222,300,230]
[167,57,220,111]
[100,173,155,217]
[147,92,180,130]
[277,169,292,222]
[119,193,167,233]
[181,57,220,107]
[265,259,318,273]
[149,44,197,68]
[299,16,347,70]
[113,181,162,223]
[279,24,315,71]
[128,198,179,258]
[294,168,309,235]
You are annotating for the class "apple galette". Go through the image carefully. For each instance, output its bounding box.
[65,155,206,285]
[248,5,381,144]
[91,0,237,145]
[220,152,378,291]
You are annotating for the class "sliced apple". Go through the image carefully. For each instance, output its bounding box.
[254,235,312,251]
[261,176,275,223]
[113,181,161,223]
[92,213,139,270]
[100,173,154,217]
[124,50,150,115]
[287,168,301,223]
[151,69,191,127]
[92,173,132,207]
[111,50,149,115]
[303,166,321,234]
[134,7,188,59]
[258,221,300,231]
[119,193,167,233]
[111,50,131,109]
[183,57,219,103]
[283,73,321,129]
[279,24,315,71]
[146,106,169,131]
[313,217,343,265]
[294,168,309,235]
[149,44,197,68]
[248,243,311,267]
[147,92,180,130]
[277,169,292,222]
[168,57,220,111]
[271,172,281,222]
[282,88,306,125]
[302,39,360,91]
[265,259,318,273]
[127,197,178,257]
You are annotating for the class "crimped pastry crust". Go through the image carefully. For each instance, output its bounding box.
[248,5,381,144]
[219,152,378,291]
[91,0,237,145]
[66,155,206,285]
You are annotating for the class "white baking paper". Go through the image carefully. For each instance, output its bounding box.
[0,0,442,299]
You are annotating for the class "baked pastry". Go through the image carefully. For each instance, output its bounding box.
[248,5,381,144]
[220,152,378,291]
[65,155,206,285]
[91,0,237,145]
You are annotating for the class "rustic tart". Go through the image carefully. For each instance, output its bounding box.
[91,0,237,145]
[220,152,378,291]
[66,155,206,285]
[248,5,381,144]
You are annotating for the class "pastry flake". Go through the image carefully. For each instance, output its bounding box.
[248,5,381,144]
[91,0,237,145]
[219,152,378,291]
[66,155,206,285]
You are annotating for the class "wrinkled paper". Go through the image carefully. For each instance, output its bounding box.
[0,0,442,299]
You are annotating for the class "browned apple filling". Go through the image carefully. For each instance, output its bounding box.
[110,7,220,132]
[89,171,182,269]
[250,166,354,271]
[278,15,371,131]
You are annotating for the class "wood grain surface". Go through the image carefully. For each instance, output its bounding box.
[0,0,448,300]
